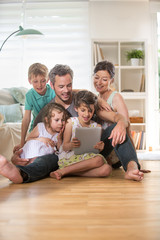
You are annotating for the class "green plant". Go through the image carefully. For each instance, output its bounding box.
[126,49,144,61]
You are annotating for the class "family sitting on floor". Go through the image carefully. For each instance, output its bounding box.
[0,61,146,183]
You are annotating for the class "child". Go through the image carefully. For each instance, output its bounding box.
[50,90,112,180]
[14,63,55,151]
[20,102,68,163]
[0,102,68,183]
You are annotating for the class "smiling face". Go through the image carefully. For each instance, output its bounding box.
[76,103,95,126]
[29,74,48,95]
[93,70,113,95]
[51,73,73,104]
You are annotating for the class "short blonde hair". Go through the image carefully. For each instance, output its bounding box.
[28,63,48,80]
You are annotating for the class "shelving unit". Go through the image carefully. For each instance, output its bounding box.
[92,40,147,151]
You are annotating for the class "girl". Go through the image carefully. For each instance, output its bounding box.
[20,102,68,163]
[50,90,112,180]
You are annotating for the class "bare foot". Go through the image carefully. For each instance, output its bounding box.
[0,155,23,183]
[50,170,62,180]
[125,169,144,181]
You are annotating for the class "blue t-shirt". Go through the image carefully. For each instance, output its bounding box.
[25,84,55,131]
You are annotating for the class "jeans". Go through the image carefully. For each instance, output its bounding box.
[101,123,140,171]
[17,154,58,183]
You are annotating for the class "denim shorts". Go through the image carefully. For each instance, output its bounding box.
[17,154,58,183]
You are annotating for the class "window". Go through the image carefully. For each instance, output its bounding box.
[0,1,90,89]
[158,12,160,108]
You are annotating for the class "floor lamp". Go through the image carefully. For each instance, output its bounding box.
[0,26,43,51]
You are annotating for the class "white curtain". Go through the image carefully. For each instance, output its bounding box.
[0,1,91,90]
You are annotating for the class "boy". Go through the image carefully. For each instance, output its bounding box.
[14,63,55,151]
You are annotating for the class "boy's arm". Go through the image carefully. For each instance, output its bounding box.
[13,110,31,153]
[21,110,31,147]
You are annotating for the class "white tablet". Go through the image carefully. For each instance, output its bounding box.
[74,127,102,155]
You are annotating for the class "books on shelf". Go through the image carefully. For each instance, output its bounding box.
[93,43,104,65]
[131,130,146,150]
[139,74,145,92]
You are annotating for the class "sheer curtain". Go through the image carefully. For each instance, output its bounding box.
[0,1,91,89]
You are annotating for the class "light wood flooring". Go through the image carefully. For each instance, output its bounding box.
[0,160,160,240]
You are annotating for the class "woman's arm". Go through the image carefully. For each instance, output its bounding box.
[112,93,129,122]
[97,109,128,147]
[112,93,135,149]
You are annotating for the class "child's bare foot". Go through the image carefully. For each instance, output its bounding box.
[50,170,62,180]
[125,169,144,181]
[0,155,23,183]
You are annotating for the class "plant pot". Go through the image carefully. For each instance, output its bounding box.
[130,58,140,66]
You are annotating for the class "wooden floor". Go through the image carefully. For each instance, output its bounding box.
[0,160,160,240]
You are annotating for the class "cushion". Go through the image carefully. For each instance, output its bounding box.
[8,87,28,105]
[0,103,23,123]
[0,89,16,105]
[0,113,4,126]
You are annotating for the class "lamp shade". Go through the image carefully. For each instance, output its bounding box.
[16,26,43,37]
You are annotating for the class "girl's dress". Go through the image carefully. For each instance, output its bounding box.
[21,122,59,159]
[58,117,106,169]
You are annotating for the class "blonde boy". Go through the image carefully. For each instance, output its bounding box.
[14,63,55,151]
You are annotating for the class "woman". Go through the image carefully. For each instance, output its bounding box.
[93,60,135,167]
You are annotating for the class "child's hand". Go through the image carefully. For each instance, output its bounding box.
[38,137,56,148]
[94,141,104,152]
[57,125,65,142]
[72,137,81,148]
[13,144,23,153]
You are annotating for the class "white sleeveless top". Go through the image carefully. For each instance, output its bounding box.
[21,122,59,159]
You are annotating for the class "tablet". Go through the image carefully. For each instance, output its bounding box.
[74,127,101,155]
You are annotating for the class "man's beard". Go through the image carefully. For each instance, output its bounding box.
[56,92,72,104]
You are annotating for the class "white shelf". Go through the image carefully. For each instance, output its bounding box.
[131,123,146,126]
[120,66,145,69]
[121,92,146,99]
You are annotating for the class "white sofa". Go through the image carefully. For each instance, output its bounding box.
[0,88,28,160]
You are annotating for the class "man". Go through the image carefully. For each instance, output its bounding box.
[0,64,143,183]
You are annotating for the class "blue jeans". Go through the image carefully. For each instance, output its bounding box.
[101,123,140,171]
[17,154,58,183]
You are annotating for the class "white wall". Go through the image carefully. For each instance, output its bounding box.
[89,1,159,150]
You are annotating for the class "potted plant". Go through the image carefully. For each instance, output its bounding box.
[126,49,144,66]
